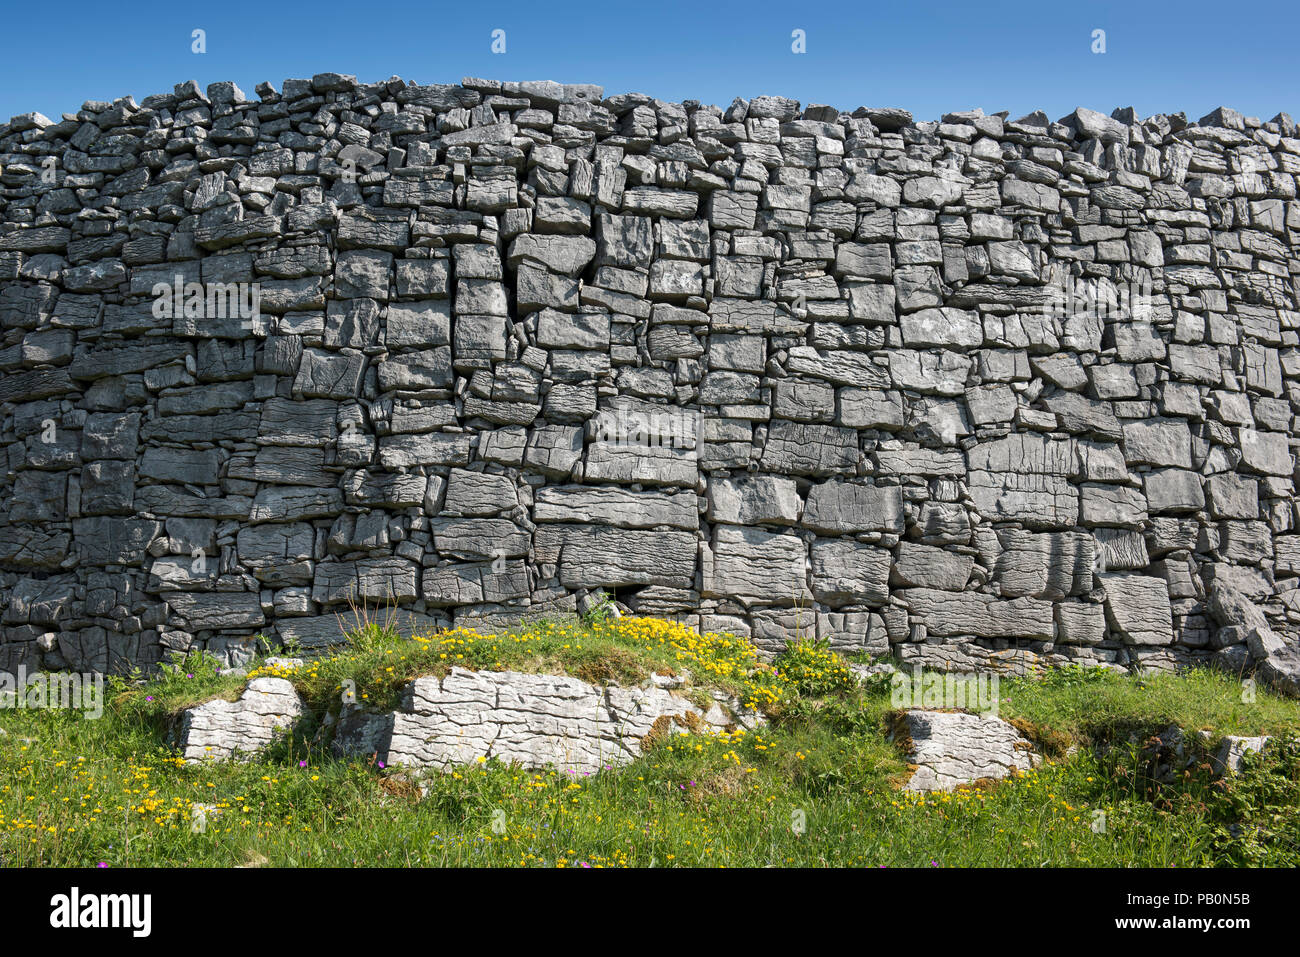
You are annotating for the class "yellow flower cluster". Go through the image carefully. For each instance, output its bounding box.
[246,661,302,681]
[244,616,849,725]
[770,639,857,696]
[350,616,788,712]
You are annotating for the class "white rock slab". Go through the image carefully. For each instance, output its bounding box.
[333,667,758,774]
[899,709,1039,791]
[176,677,304,762]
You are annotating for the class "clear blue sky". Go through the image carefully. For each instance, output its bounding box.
[2,0,1296,126]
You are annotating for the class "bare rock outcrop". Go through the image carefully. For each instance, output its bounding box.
[896,709,1040,791]
[175,676,305,761]
[332,666,760,774]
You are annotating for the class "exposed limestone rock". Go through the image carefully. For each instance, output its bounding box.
[1127,724,1289,781]
[897,710,1040,791]
[1211,735,1271,775]
[993,530,1094,599]
[175,677,304,762]
[332,666,759,774]
[1245,627,1300,697]
[892,542,973,591]
[705,526,809,604]
[1100,574,1174,645]
[1208,581,1300,696]
[900,588,1055,640]
[967,435,1078,529]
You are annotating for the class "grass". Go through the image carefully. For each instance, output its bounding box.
[991,665,1300,746]
[255,616,788,713]
[2,616,1299,868]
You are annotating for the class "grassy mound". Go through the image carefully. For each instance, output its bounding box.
[2,615,1298,868]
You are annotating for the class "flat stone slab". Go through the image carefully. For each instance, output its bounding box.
[898,709,1039,791]
[333,667,758,774]
[175,677,305,762]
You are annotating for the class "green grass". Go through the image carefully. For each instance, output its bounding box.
[2,617,1299,868]
[992,665,1300,747]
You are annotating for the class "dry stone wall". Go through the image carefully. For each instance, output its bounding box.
[2,74,1299,677]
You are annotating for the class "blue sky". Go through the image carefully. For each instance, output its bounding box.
[1,0,1296,126]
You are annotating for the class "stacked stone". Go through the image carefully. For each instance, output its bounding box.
[0,76,1297,678]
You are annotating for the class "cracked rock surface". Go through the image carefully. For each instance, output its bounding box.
[175,676,304,761]
[898,709,1039,791]
[0,76,1298,679]
[332,666,758,773]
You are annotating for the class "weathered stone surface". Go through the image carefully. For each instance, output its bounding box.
[1100,574,1174,645]
[1143,469,1204,513]
[706,527,807,603]
[175,678,304,762]
[535,485,697,529]
[802,481,903,534]
[73,517,161,566]
[167,592,266,630]
[333,668,750,774]
[312,558,420,605]
[892,542,973,591]
[1123,419,1192,469]
[759,421,859,476]
[248,486,344,523]
[1211,735,1271,775]
[901,589,1055,639]
[1237,428,1292,476]
[276,610,446,649]
[967,435,1077,528]
[899,710,1039,791]
[1206,580,1269,633]
[1245,627,1300,697]
[1,74,1297,676]
[811,539,891,606]
[1079,483,1148,528]
[542,526,697,589]
[993,530,1094,599]
[1092,527,1149,572]
[1055,601,1107,644]
[584,440,697,487]
[442,468,518,516]
[423,560,530,606]
[708,475,802,526]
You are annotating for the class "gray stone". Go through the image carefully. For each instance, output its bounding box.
[442,468,518,516]
[994,530,1094,599]
[708,475,802,526]
[176,678,304,762]
[535,485,697,529]
[1123,419,1192,469]
[543,526,697,589]
[1211,735,1271,775]
[802,481,904,534]
[967,434,1078,529]
[1143,468,1204,513]
[333,668,750,774]
[706,527,807,603]
[1100,574,1174,646]
[901,588,1055,640]
[892,542,973,591]
[812,540,892,606]
[3,73,1299,678]
[900,710,1039,791]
